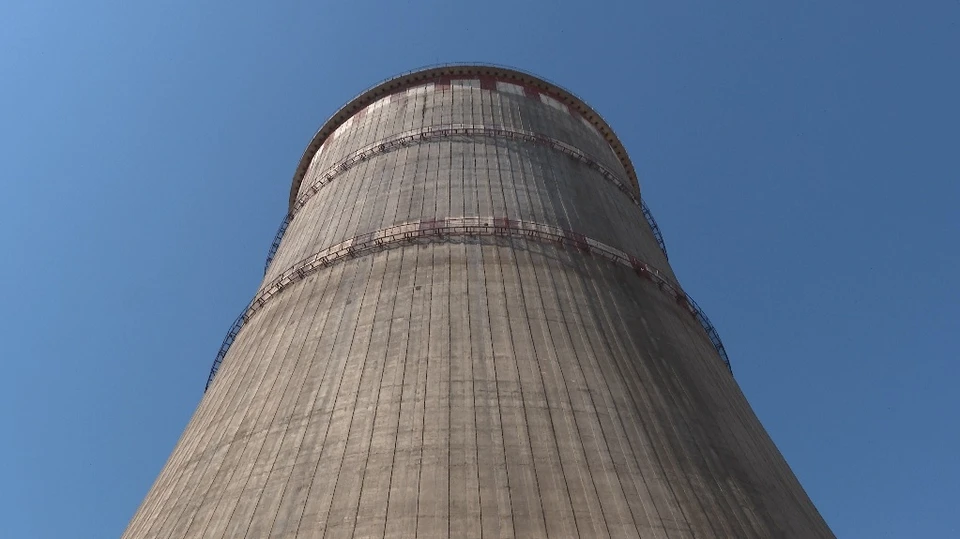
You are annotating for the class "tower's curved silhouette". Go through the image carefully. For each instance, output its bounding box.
[124,65,833,538]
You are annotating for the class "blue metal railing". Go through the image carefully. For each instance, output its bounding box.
[640,200,669,259]
[264,214,292,275]
[205,213,291,391]
[204,312,246,391]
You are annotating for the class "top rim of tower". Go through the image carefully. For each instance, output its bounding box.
[288,63,641,211]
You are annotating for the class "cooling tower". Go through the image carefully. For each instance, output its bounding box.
[123,65,833,538]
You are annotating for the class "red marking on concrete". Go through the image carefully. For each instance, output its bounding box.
[564,230,589,251]
[479,76,497,91]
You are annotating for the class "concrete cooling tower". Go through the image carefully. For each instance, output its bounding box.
[123,65,833,538]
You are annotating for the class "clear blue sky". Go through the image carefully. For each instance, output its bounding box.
[1,1,957,537]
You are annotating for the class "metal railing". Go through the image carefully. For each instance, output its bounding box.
[205,216,729,391]
[204,312,246,391]
[263,214,291,275]
[640,200,669,259]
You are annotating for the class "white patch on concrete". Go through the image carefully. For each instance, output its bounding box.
[496,81,525,95]
[451,79,480,88]
[540,94,568,113]
[332,115,355,139]
[365,94,393,114]
[580,115,601,135]
[406,83,434,97]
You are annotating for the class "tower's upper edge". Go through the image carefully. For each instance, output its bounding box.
[288,63,641,210]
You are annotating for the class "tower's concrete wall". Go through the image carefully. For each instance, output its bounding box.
[123,66,833,538]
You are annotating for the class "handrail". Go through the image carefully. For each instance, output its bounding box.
[204,312,246,391]
[263,214,291,275]
[640,200,669,259]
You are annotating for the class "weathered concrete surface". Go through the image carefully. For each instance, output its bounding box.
[123,66,833,538]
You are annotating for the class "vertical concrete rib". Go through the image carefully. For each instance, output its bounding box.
[123,65,834,538]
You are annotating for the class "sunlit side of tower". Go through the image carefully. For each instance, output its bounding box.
[123,65,833,538]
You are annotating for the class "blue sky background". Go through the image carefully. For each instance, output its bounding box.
[1,1,958,537]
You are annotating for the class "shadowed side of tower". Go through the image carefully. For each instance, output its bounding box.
[123,65,834,538]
